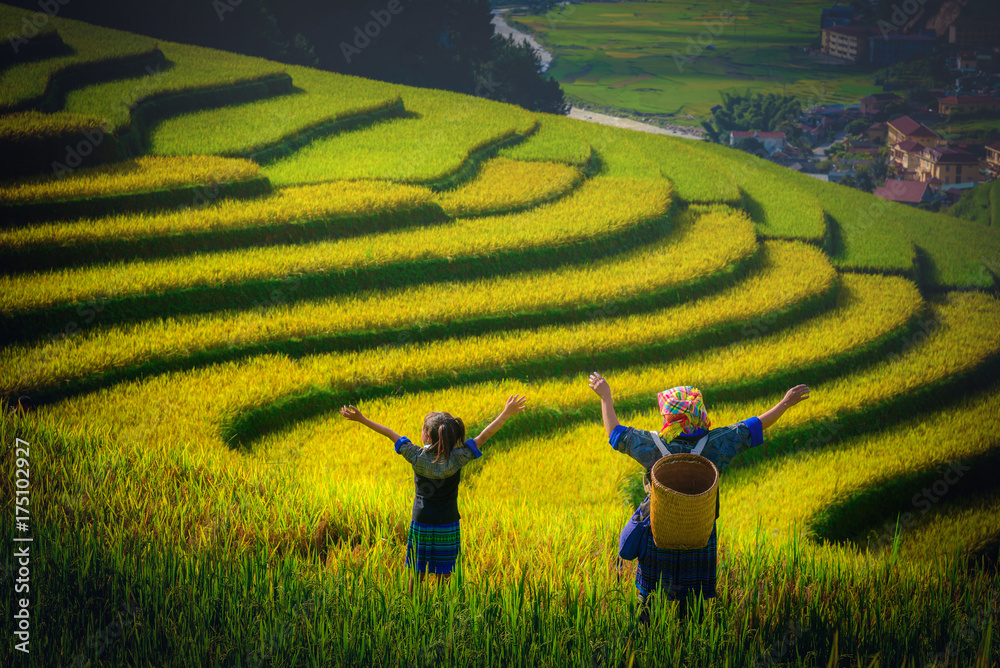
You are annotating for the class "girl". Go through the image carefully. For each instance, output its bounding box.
[588,372,809,624]
[340,394,527,589]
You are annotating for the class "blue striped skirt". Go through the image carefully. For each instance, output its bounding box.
[405,520,461,575]
[635,523,717,599]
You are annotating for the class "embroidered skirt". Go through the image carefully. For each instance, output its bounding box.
[635,523,717,599]
[405,520,461,575]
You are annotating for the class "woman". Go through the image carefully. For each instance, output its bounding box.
[588,372,809,624]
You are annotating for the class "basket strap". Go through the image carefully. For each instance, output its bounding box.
[651,431,709,457]
[649,430,670,458]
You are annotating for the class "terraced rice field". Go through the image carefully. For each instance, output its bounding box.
[1,6,998,667]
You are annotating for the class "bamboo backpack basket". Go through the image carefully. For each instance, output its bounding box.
[647,431,719,550]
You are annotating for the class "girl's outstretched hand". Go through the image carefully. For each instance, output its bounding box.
[782,385,810,407]
[502,394,528,417]
[588,372,612,400]
[340,405,365,422]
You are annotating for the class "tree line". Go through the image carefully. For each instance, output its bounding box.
[5,0,567,114]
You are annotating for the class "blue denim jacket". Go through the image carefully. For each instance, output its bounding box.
[609,417,764,472]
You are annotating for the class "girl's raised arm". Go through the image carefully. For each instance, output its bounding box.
[473,394,527,448]
[340,405,402,443]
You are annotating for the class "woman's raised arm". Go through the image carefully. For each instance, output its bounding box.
[757,385,810,430]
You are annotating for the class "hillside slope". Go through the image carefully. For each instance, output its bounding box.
[2,5,999,666]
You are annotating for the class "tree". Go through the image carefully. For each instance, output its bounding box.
[845,119,870,136]
[703,92,801,143]
[734,137,766,158]
[477,36,568,115]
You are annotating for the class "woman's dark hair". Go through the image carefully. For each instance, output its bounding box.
[423,412,466,463]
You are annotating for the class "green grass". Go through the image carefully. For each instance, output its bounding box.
[0,9,158,112]
[147,66,403,159]
[3,10,1000,667]
[0,176,670,320]
[1,204,756,398]
[513,0,881,122]
[695,140,1000,288]
[61,39,289,132]
[948,180,1000,227]
[261,88,537,187]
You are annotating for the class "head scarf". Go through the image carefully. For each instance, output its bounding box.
[657,386,711,442]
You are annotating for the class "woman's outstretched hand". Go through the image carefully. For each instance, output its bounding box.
[588,372,612,400]
[781,385,810,407]
[340,405,365,422]
[502,394,528,417]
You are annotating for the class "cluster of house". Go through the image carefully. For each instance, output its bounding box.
[818,5,1000,66]
[715,6,999,205]
[722,94,999,206]
[872,114,999,205]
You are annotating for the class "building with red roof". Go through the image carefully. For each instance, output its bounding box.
[938,95,1000,115]
[890,139,924,174]
[886,116,940,148]
[915,147,980,186]
[860,93,900,116]
[874,180,935,205]
[729,130,787,156]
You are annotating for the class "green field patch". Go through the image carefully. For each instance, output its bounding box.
[948,180,1000,227]
[0,177,671,341]
[147,65,404,161]
[789,165,1000,289]
[262,89,537,187]
[809,448,1000,559]
[0,180,440,273]
[60,39,291,139]
[0,155,266,225]
[30,240,829,453]
[517,0,880,120]
[594,130,742,204]
[0,9,159,113]
[498,114,594,169]
[2,204,758,402]
[252,269,916,458]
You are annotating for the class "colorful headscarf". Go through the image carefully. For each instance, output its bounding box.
[657,386,711,442]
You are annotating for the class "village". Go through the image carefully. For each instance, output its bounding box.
[724,4,1000,208]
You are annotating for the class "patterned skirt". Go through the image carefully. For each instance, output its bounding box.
[635,523,717,600]
[405,520,461,575]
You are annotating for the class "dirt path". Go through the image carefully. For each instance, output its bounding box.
[490,9,700,141]
[567,107,703,139]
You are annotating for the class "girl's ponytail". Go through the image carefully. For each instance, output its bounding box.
[435,416,465,463]
[423,412,466,463]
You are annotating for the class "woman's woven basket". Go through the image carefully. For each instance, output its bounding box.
[649,453,719,549]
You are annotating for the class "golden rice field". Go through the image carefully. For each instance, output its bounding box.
[0,155,261,204]
[1,5,999,667]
